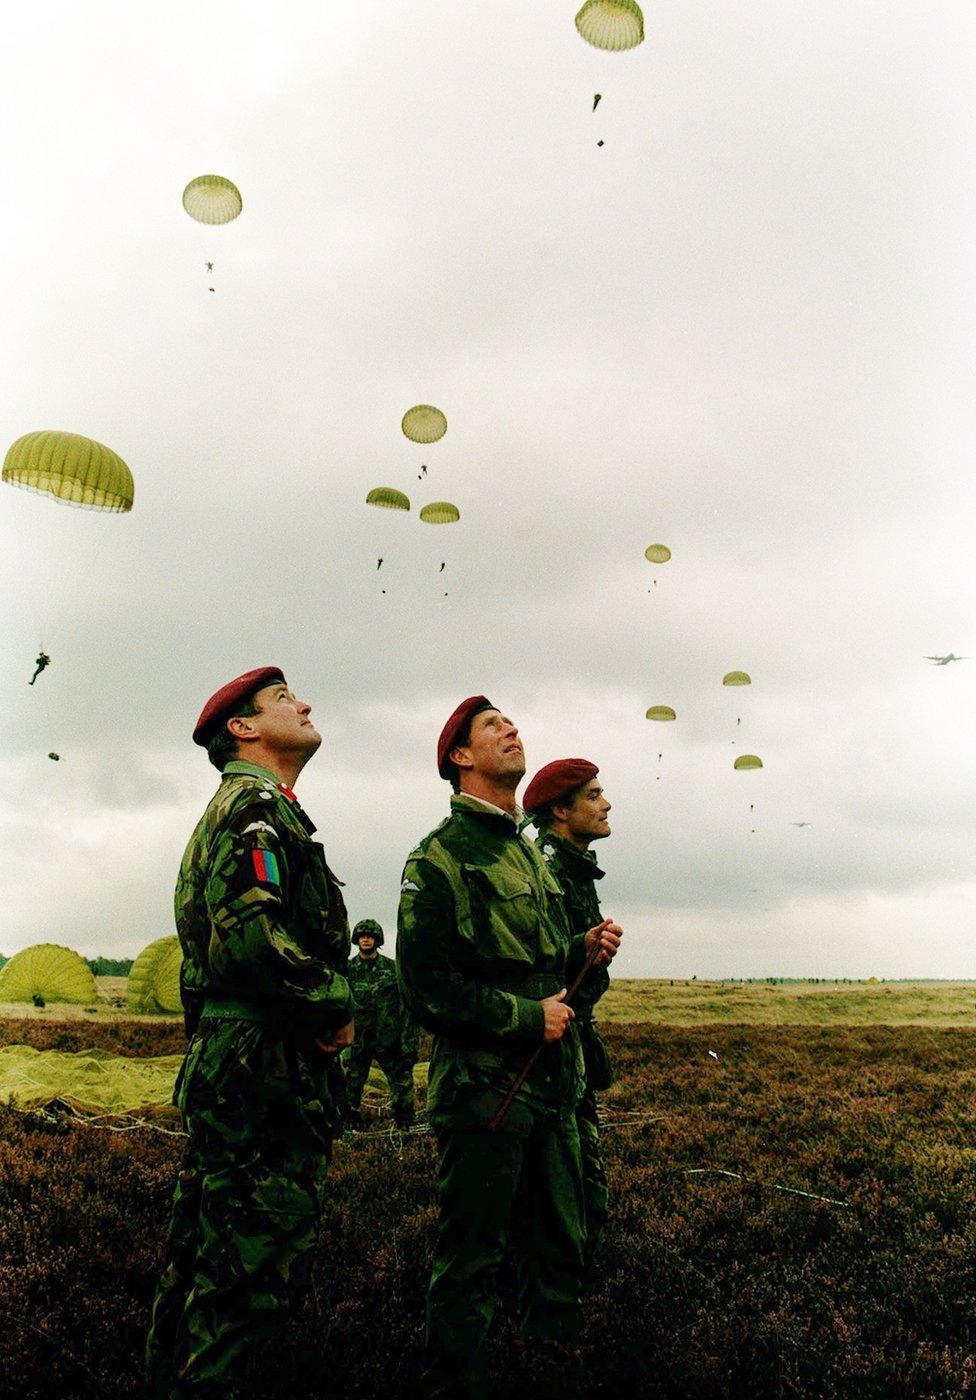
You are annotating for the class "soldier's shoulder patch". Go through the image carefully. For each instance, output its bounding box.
[251,848,281,885]
[242,820,277,836]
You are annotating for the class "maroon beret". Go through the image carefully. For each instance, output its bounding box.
[192,666,285,746]
[437,695,495,778]
[523,758,599,813]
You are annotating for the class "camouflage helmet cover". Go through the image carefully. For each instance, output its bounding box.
[352,918,384,947]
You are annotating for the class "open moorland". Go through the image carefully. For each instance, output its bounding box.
[3,1009,976,1397]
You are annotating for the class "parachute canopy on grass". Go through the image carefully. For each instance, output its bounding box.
[575,0,645,51]
[723,671,752,687]
[182,174,243,225]
[402,405,447,444]
[126,936,183,1015]
[366,487,410,511]
[419,501,460,524]
[3,431,134,512]
[646,705,676,721]
[644,544,671,564]
[0,1045,184,1114]
[0,944,97,1005]
[734,755,763,770]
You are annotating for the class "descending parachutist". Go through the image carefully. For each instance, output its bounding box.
[208,287,215,293]
[205,262,213,272]
[593,93,602,111]
[597,140,604,147]
[48,752,60,762]
[439,562,445,573]
[377,558,383,570]
[29,652,51,686]
[737,716,741,726]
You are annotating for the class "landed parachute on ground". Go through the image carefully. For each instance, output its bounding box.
[366,487,410,511]
[182,175,243,225]
[126,936,183,1015]
[0,944,97,1005]
[3,431,134,512]
[402,406,447,444]
[575,0,645,51]
[419,501,459,524]
[734,755,763,771]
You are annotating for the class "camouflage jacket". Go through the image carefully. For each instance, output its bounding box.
[175,759,352,1037]
[347,951,417,1053]
[396,793,589,1124]
[533,831,611,1021]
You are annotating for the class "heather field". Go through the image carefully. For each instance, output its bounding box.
[3,1014,976,1398]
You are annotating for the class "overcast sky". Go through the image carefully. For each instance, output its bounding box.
[1,0,973,978]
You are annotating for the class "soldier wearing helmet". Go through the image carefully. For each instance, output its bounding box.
[345,918,418,1130]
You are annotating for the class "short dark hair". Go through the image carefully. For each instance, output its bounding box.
[531,786,585,829]
[447,712,480,793]
[206,693,261,772]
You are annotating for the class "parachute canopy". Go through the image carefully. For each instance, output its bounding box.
[734,755,763,770]
[645,705,676,721]
[575,0,645,52]
[0,1045,184,1114]
[182,174,243,225]
[402,405,447,444]
[0,944,97,1005]
[3,430,134,512]
[366,487,410,511]
[419,501,460,524]
[644,544,671,564]
[126,936,183,1015]
[723,671,752,687]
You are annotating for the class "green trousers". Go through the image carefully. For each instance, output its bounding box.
[145,1023,334,1399]
[576,1085,608,1271]
[345,1026,415,1124]
[424,1092,585,1400]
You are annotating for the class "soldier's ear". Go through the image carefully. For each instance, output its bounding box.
[449,743,474,772]
[227,715,259,741]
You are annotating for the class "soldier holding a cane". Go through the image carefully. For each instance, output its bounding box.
[396,696,621,1399]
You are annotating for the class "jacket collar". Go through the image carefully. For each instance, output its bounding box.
[451,791,525,831]
[539,830,605,880]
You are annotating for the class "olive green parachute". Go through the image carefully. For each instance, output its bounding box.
[0,1045,184,1114]
[3,430,134,512]
[0,944,98,1005]
[366,487,411,511]
[419,501,460,524]
[644,544,671,564]
[575,0,645,52]
[645,705,676,721]
[126,935,183,1014]
[402,405,447,444]
[734,754,763,770]
[723,671,752,686]
[182,174,243,225]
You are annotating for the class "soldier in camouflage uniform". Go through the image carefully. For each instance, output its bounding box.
[146,667,353,1400]
[523,759,614,1271]
[344,918,418,1129]
[396,696,622,1399]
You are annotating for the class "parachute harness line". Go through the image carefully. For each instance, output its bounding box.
[683,1166,850,1209]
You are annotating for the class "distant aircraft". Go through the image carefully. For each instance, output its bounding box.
[925,654,967,665]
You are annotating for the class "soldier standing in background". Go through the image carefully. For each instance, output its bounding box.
[146,666,353,1400]
[523,760,615,1271]
[345,917,418,1129]
[397,696,622,1399]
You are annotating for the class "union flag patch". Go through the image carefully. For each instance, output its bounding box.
[251,848,281,885]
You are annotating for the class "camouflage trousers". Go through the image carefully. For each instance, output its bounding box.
[576,1086,608,1272]
[145,1021,336,1400]
[345,1027,415,1125]
[424,1091,585,1400]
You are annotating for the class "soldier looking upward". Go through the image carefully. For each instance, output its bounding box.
[146,666,353,1400]
[523,759,615,1271]
[345,918,418,1130]
[396,696,622,1399]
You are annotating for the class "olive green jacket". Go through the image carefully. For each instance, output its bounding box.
[347,951,418,1056]
[175,760,352,1037]
[396,794,591,1125]
[533,831,611,1019]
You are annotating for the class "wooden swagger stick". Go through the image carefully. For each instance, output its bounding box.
[488,921,612,1132]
